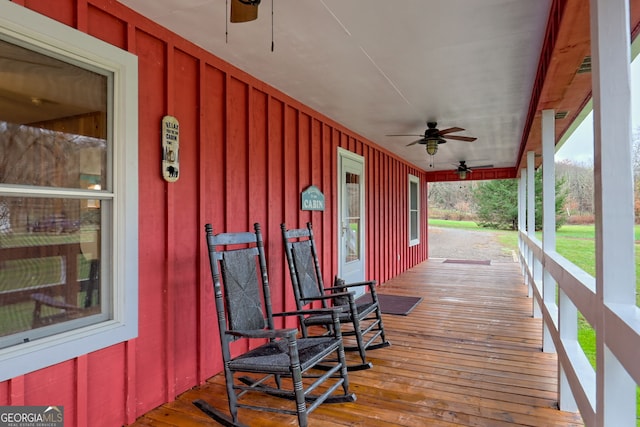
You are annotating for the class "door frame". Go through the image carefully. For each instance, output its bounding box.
[336,147,366,293]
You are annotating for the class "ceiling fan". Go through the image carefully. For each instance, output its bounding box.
[387,121,477,167]
[454,160,493,179]
[388,121,477,147]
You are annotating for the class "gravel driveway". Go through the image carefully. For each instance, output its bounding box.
[428,226,517,262]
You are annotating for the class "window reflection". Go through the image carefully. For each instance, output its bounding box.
[0,38,108,344]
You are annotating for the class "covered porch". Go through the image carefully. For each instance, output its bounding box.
[130,258,583,426]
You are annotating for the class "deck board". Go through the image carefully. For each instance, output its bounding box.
[129,260,584,426]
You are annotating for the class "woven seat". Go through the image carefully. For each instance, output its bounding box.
[230,336,339,373]
[194,223,355,427]
[281,222,390,371]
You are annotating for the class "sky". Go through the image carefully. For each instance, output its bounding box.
[554,53,640,164]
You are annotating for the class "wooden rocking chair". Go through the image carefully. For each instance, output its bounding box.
[281,222,390,371]
[194,223,355,427]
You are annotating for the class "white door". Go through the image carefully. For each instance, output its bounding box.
[337,148,366,297]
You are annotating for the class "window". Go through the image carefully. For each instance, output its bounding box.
[0,2,138,380]
[408,174,420,246]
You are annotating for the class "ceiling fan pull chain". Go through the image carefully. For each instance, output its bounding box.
[271,0,274,52]
[225,0,229,44]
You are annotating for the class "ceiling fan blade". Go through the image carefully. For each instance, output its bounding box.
[230,0,259,23]
[471,164,494,169]
[406,139,424,146]
[438,127,464,135]
[443,135,477,142]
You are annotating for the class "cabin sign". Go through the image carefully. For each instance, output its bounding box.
[162,115,180,182]
[301,186,325,211]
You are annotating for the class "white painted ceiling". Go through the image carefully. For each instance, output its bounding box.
[119,0,552,172]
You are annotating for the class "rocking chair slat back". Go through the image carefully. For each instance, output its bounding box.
[220,249,266,332]
[291,241,324,302]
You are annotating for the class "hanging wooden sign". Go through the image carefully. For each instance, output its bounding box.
[301,185,325,211]
[162,115,180,182]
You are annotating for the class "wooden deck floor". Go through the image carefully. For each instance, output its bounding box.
[129,259,584,427]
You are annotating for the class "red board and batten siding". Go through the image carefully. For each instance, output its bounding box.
[0,1,429,425]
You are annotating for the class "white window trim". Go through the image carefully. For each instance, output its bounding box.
[408,174,420,246]
[0,2,138,381]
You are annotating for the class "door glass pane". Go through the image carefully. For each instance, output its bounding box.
[344,171,361,263]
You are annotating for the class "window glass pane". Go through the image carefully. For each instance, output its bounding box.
[0,196,104,346]
[410,181,418,210]
[0,39,108,189]
[409,176,419,244]
[410,212,418,240]
[0,37,109,348]
[0,122,107,189]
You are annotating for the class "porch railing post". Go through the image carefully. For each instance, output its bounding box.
[518,171,526,279]
[527,151,541,316]
[541,109,557,353]
[590,0,637,425]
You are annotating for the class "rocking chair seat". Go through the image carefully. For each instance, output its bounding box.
[302,301,376,326]
[230,336,341,373]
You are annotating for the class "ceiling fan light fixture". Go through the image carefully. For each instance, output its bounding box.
[425,138,439,155]
[457,169,467,180]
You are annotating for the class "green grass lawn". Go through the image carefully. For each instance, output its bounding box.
[429,219,639,421]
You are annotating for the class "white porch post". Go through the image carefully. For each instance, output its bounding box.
[518,168,529,285]
[518,171,526,278]
[541,109,557,353]
[546,108,579,413]
[590,0,636,425]
[527,151,541,316]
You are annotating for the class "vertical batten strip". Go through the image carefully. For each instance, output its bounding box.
[75,355,88,427]
[8,376,24,405]
[124,23,138,426]
[245,83,252,232]
[76,0,88,32]
[164,42,176,402]
[196,60,207,384]
[125,339,137,424]
[321,123,331,289]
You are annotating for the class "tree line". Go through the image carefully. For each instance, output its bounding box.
[428,127,640,229]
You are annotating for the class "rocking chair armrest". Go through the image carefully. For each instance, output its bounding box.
[327,280,377,291]
[226,328,298,340]
[300,291,354,303]
[274,307,343,318]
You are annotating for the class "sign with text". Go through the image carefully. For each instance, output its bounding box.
[0,406,63,427]
[301,185,325,211]
[162,115,180,182]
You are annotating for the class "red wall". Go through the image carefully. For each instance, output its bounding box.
[0,1,428,425]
